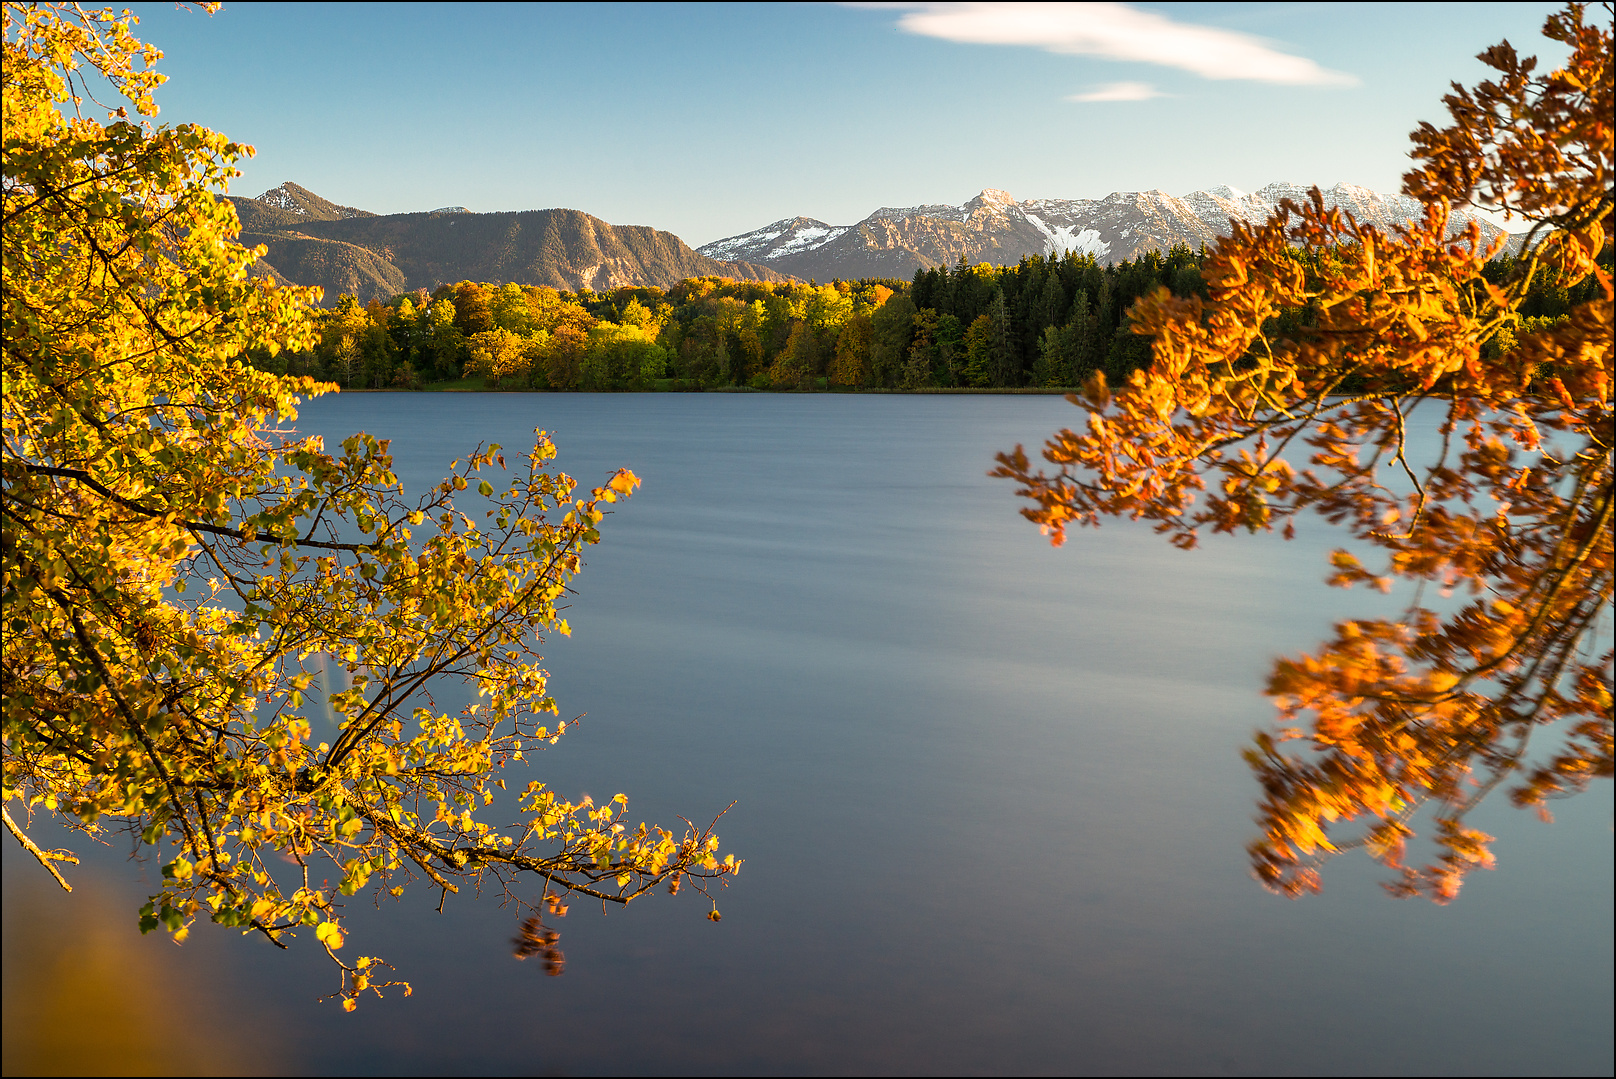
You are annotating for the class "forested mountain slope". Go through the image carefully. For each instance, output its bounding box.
[230,183,794,304]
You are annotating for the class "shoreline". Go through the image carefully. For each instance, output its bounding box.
[336,385,1088,395]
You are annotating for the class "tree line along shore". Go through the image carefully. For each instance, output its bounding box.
[247,245,1604,394]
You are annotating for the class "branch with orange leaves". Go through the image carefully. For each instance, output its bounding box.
[997,2,1611,903]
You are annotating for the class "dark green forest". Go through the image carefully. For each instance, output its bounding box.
[249,245,1605,392]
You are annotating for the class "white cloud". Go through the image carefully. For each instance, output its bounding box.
[1067,81,1164,103]
[873,2,1358,87]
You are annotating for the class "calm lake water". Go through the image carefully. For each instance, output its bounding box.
[4,393,1611,1076]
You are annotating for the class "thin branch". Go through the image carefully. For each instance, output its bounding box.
[15,463,378,552]
[2,805,78,892]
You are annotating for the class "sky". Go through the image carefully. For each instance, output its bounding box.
[119,2,1569,246]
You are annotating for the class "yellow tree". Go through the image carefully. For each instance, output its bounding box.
[2,3,736,1009]
[995,3,1611,902]
[466,326,531,387]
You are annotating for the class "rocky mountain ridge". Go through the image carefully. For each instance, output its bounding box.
[231,182,795,305]
[698,182,1517,283]
[234,181,1519,305]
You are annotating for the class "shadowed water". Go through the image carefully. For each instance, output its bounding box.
[5,393,1611,1076]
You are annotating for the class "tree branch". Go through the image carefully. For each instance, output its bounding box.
[2,805,78,892]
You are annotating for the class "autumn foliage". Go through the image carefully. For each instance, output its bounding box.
[2,2,735,1009]
[995,4,1612,902]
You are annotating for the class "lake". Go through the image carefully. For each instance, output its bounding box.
[3,392,1611,1076]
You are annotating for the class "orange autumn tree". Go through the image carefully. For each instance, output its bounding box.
[2,2,736,1011]
[995,3,1612,903]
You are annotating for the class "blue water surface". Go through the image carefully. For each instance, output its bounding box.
[6,392,1611,1076]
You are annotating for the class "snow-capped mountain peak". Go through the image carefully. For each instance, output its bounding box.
[696,182,1513,283]
[250,181,374,221]
[697,217,851,262]
[257,184,308,214]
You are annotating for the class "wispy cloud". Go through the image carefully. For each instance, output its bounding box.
[864,2,1358,87]
[1067,81,1165,103]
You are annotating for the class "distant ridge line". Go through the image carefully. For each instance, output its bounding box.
[696,182,1519,283]
[230,180,1518,306]
[231,181,798,305]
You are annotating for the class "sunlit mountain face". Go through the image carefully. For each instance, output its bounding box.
[228,182,795,305]
[231,180,1515,303]
[699,183,1516,281]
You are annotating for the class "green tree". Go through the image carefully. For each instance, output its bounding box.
[805,283,853,335]
[360,298,397,387]
[771,322,822,389]
[1065,288,1095,384]
[2,3,737,1010]
[870,293,917,388]
[987,290,1019,387]
[387,296,425,374]
[489,282,535,335]
[902,308,941,389]
[1032,325,1063,387]
[585,321,666,389]
[962,313,994,387]
[1037,269,1066,333]
[738,299,767,379]
[617,296,653,335]
[422,297,464,380]
[926,312,964,387]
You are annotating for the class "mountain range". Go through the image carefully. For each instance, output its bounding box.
[231,182,793,305]
[233,181,1515,305]
[697,182,1515,283]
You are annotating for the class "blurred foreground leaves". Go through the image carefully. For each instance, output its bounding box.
[2,871,273,1076]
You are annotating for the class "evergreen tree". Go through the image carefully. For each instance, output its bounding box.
[870,294,917,388]
[910,267,933,311]
[1038,270,1066,334]
[1094,274,1116,361]
[988,289,1018,387]
[962,314,993,387]
[1032,326,1059,387]
[932,265,955,324]
[934,312,964,387]
[1066,288,1094,384]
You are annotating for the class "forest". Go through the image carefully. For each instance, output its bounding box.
[249,244,1604,392]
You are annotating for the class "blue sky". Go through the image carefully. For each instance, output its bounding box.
[122,2,1566,246]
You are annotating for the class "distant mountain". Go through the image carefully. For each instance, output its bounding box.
[232,181,376,231]
[231,180,1512,305]
[229,182,795,305]
[698,183,1517,282]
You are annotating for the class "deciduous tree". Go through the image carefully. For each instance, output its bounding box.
[995,2,1611,903]
[830,312,873,387]
[2,2,736,1009]
[466,326,530,387]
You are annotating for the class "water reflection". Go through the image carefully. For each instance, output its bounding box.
[1,873,278,1076]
